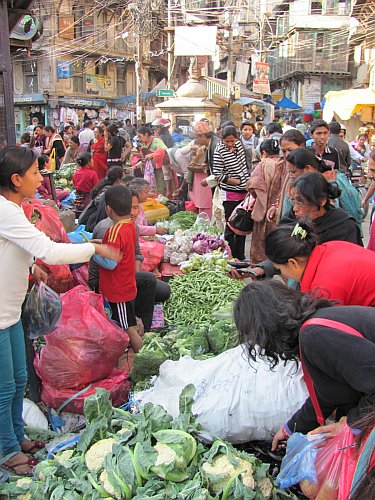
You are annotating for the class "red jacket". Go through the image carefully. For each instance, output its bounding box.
[301,241,375,306]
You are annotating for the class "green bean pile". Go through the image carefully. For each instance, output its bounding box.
[164,269,244,326]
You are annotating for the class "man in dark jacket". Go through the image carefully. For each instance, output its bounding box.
[328,121,351,173]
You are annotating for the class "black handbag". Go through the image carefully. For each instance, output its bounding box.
[227,194,254,235]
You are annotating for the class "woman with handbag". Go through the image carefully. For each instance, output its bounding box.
[233,279,375,448]
[247,138,286,263]
[43,126,66,170]
[0,146,120,476]
[137,126,167,195]
[90,126,108,180]
[212,126,250,260]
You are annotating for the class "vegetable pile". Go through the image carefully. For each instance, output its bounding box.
[131,320,238,389]
[164,269,244,325]
[180,252,231,274]
[1,387,297,499]
[156,211,197,234]
[53,163,78,190]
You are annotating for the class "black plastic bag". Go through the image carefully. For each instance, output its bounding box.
[23,282,62,339]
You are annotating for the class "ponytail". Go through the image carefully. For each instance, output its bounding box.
[291,172,341,209]
[90,165,123,199]
[265,220,317,264]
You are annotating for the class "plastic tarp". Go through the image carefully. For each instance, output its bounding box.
[275,97,302,110]
[323,87,375,121]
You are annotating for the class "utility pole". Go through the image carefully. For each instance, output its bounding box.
[0,0,16,145]
[167,0,172,89]
[227,7,234,103]
[135,32,142,125]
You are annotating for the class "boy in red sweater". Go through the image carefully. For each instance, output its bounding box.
[93,184,143,352]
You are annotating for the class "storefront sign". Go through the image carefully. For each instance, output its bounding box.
[14,93,47,104]
[253,62,271,95]
[86,75,112,95]
[57,61,73,79]
[58,97,106,108]
[58,16,74,40]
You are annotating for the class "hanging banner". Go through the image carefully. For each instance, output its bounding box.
[253,62,270,94]
[58,16,74,40]
[86,75,112,95]
[57,61,73,79]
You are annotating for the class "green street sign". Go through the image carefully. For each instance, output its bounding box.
[156,89,175,97]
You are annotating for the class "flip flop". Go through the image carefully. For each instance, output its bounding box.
[2,457,38,477]
[21,440,46,455]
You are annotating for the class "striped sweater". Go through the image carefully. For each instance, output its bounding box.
[212,140,249,192]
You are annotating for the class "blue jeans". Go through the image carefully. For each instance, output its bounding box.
[0,320,27,463]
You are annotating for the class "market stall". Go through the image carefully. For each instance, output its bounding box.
[323,87,375,141]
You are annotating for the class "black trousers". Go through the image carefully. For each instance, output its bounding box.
[135,272,171,331]
[223,200,247,260]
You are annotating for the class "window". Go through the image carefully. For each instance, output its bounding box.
[24,61,38,93]
[310,1,322,14]
[73,6,84,39]
[94,61,106,76]
[73,61,84,93]
[117,62,126,96]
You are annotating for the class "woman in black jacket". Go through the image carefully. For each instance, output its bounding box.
[280,172,362,245]
[234,280,375,449]
[254,172,362,278]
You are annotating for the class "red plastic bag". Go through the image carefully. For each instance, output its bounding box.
[23,200,70,243]
[40,369,131,414]
[71,263,89,288]
[185,200,198,213]
[36,262,74,294]
[34,286,129,389]
[300,424,357,499]
[139,238,165,272]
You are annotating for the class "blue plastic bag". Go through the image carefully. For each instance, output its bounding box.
[60,190,76,207]
[276,432,325,489]
[67,224,92,244]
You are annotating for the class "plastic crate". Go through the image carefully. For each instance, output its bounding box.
[160,262,182,282]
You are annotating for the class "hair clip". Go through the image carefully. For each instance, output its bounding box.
[291,223,307,239]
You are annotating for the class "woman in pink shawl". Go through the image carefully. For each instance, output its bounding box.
[247,139,286,263]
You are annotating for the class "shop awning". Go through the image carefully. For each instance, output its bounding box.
[323,87,375,121]
[112,92,156,105]
[275,97,302,110]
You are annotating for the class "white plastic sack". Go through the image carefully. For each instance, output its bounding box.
[22,398,49,430]
[137,345,308,443]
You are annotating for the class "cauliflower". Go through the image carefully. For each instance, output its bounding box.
[85,438,115,472]
[202,454,256,493]
[238,458,255,490]
[54,449,74,465]
[16,478,33,500]
[257,477,273,498]
[99,469,120,499]
[154,442,178,466]
[201,455,237,493]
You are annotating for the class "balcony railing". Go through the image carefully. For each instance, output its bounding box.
[270,56,349,81]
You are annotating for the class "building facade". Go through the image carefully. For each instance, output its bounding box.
[11,0,167,137]
[267,0,353,108]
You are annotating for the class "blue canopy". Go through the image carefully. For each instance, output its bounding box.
[275,97,301,110]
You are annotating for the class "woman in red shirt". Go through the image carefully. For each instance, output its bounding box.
[264,220,375,306]
[90,126,108,180]
[73,153,99,214]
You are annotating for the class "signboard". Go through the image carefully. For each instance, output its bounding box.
[58,16,74,40]
[175,26,217,56]
[58,97,106,108]
[156,89,175,97]
[86,75,112,95]
[57,61,73,79]
[14,93,46,104]
[253,62,270,95]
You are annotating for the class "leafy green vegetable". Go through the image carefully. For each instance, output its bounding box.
[2,388,297,500]
[206,320,239,355]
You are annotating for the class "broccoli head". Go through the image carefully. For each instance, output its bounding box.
[206,320,239,355]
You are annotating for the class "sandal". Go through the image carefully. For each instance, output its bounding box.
[21,440,46,455]
[2,454,38,476]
